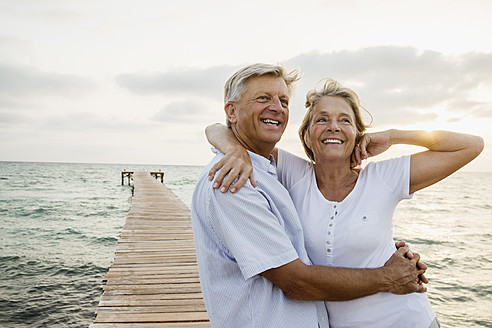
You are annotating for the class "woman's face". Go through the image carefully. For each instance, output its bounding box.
[308,96,357,163]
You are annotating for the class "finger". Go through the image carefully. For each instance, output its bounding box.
[415,284,427,293]
[209,158,226,182]
[219,166,241,193]
[417,261,427,271]
[230,170,250,193]
[212,163,232,190]
[350,153,356,168]
[395,245,410,257]
[395,240,406,249]
[353,145,361,166]
[350,155,356,168]
[231,165,255,193]
[249,174,257,188]
[360,137,369,159]
[419,274,429,284]
[405,250,414,259]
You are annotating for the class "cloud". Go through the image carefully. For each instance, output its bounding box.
[0,109,30,125]
[152,99,219,123]
[115,65,239,100]
[0,63,95,99]
[285,47,492,125]
[114,47,492,127]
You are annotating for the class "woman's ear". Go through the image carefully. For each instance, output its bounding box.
[225,103,237,124]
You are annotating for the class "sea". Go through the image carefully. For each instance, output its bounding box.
[0,161,491,328]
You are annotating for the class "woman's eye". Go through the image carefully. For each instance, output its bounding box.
[316,118,326,123]
[257,96,269,101]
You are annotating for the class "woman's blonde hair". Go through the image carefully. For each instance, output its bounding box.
[298,78,372,162]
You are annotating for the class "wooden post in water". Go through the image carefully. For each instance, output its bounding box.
[121,171,133,186]
[91,172,210,327]
[150,171,164,183]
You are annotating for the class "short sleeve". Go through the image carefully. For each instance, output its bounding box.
[368,155,413,199]
[207,183,299,280]
[277,149,312,191]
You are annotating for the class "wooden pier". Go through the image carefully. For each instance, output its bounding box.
[121,171,165,185]
[91,171,210,327]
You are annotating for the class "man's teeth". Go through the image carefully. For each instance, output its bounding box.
[322,139,343,144]
[261,119,280,126]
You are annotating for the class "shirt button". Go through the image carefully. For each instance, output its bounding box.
[334,205,337,208]
[330,216,334,220]
[335,211,338,215]
[329,224,333,227]
[327,241,331,244]
[327,249,331,253]
[328,231,331,235]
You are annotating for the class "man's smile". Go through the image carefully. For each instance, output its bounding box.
[261,118,280,126]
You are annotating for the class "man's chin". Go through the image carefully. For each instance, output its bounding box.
[262,133,283,145]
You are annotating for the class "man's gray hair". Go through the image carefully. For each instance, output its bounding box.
[224,63,300,127]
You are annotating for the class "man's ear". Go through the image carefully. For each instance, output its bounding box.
[225,103,237,124]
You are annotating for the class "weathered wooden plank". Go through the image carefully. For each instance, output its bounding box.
[94,311,210,323]
[98,298,206,307]
[98,293,205,302]
[90,323,211,328]
[96,304,207,313]
[92,172,209,326]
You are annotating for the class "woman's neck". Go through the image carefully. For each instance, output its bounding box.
[314,160,359,202]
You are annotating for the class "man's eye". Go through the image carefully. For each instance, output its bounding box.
[280,99,289,107]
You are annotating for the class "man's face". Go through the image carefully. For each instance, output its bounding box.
[228,75,290,156]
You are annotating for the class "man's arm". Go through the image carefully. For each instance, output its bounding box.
[262,246,426,302]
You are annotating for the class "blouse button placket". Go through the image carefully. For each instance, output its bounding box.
[326,204,338,258]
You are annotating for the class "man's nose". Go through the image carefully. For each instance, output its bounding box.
[269,97,284,111]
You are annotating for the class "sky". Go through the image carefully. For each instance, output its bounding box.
[1,0,491,172]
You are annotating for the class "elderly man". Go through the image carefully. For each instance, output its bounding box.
[191,63,426,328]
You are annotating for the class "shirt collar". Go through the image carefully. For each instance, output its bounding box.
[247,150,277,175]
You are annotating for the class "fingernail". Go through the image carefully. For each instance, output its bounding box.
[220,187,226,193]
[214,182,220,189]
[208,175,213,181]
[230,188,236,193]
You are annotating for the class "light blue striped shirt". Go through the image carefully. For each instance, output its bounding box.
[191,149,329,328]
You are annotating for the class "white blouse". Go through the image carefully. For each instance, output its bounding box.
[277,149,435,328]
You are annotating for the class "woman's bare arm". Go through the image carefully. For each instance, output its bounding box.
[356,129,484,193]
[205,123,256,193]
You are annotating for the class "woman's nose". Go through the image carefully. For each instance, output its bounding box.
[327,119,340,132]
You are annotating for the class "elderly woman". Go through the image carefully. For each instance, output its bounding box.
[206,78,484,328]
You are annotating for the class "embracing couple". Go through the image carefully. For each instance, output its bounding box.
[191,63,483,328]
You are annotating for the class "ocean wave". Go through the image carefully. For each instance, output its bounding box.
[0,255,22,264]
[91,236,118,246]
[83,210,110,218]
[52,262,108,277]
